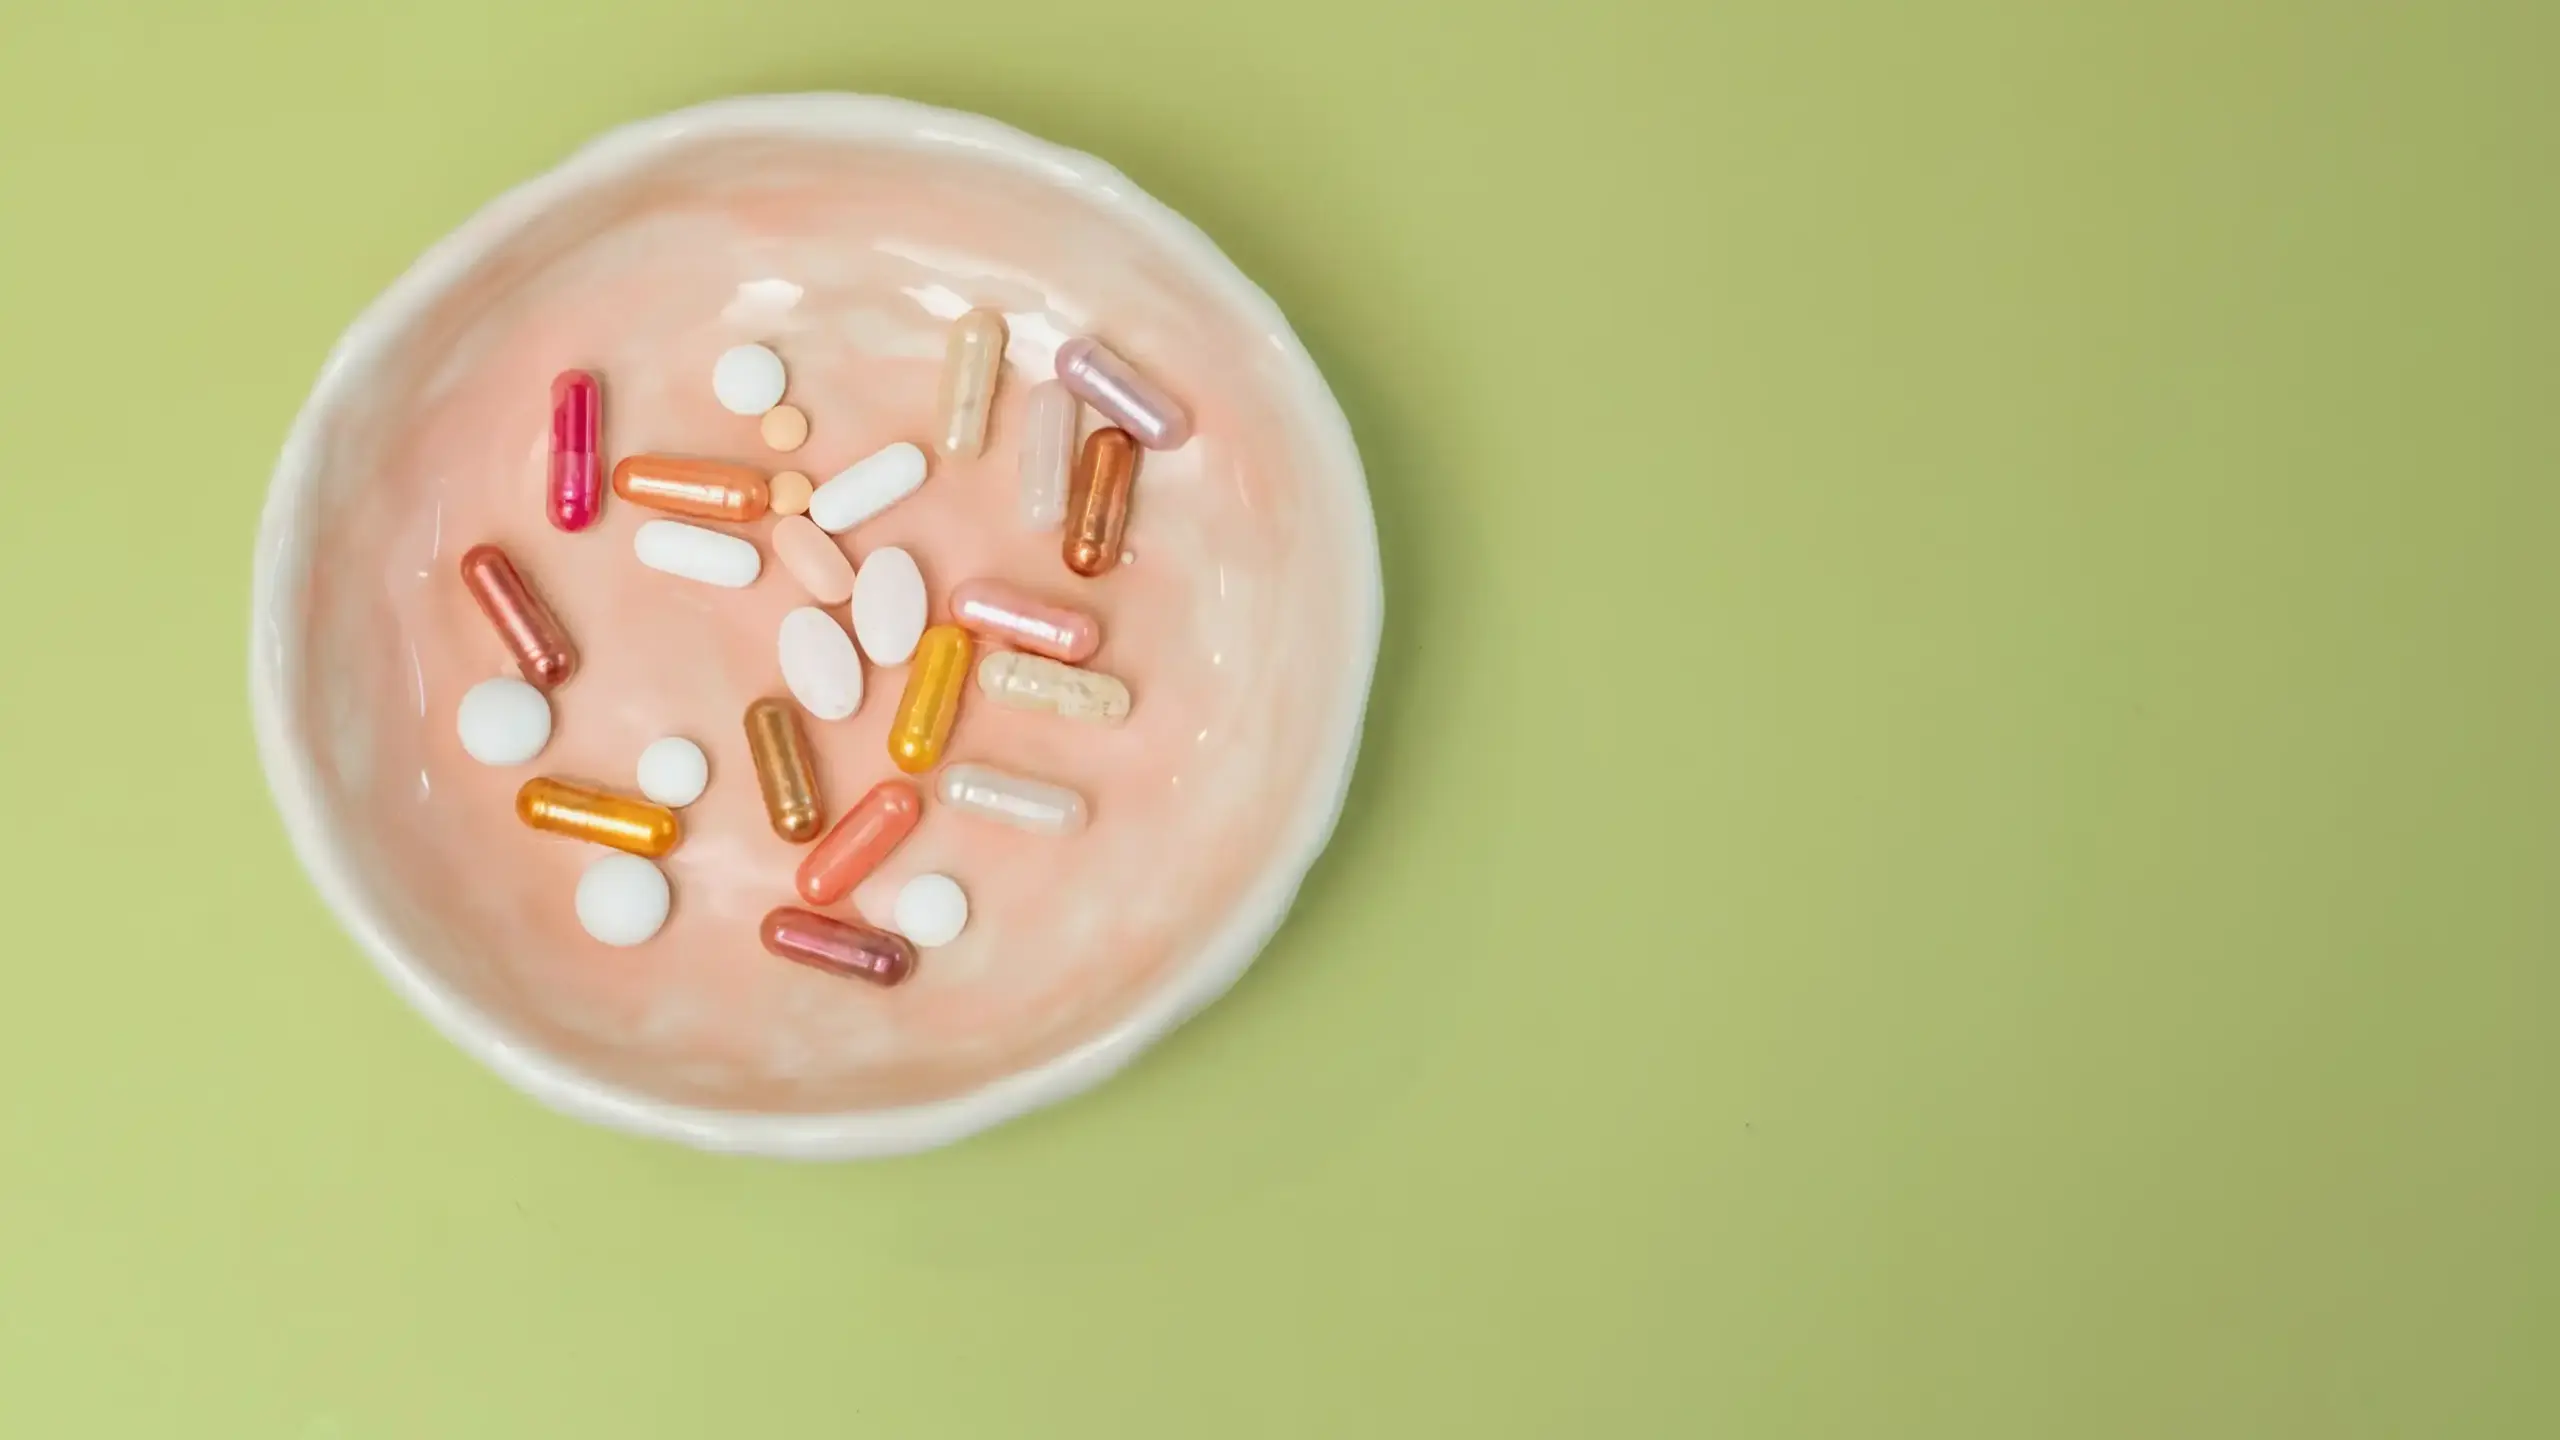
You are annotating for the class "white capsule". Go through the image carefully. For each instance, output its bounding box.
[893,873,970,948]
[635,519,761,588]
[850,545,927,666]
[937,763,1089,835]
[976,651,1130,724]
[713,343,787,415]
[635,736,709,808]
[1017,380,1076,529]
[455,676,552,766]
[809,442,927,534]
[576,852,671,947]
[778,606,865,720]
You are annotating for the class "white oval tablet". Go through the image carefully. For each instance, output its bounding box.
[893,873,969,948]
[576,853,671,947]
[713,343,787,415]
[809,443,927,534]
[455,676,551,766]
[778,606,865,720]
[636,736,709,808]
[850,545,927,665]
[635,519,761,588]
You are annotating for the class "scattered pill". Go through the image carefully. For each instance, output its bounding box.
[635,736,709,808]
[769,469,813,517]
[850,545,927,665]
[809,442,927,534]
[547,370,602,532]
[761,403,810,452]
[634,519,761,588]
[459,543,578,689]
[516,777,680,858]
[611,454,770,523]
[795,779,923,906]
[888,625,971,774]
[1064,427,1137,578]
[772,516,855,604]
[760,906,916,987]
[744,697,824,843]
[713,343,787,415]
[937,763,1089,836]
[950,579,1100,662]
[978,651,1131,725]
[1018,379,1076,529]
[575,852,671,947]
[455,677,553,765]
[1055,336,1191,450]
[936,308,1007,458]
[778,607,865,721]
[894,873,969,948]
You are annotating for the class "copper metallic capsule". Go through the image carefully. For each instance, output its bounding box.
[514,777,680,858]
[760,906,916,987]
[611,454,771,523]
[888,625,971,775]
[459,543,577,689]
[1063,427,1136,578]
[744,697,824,843]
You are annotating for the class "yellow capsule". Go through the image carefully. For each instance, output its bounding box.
[888,625,971,774]
[515,777,680,858]
[744,697,825,843]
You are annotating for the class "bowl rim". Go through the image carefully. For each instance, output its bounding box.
[247,92,1383,1160]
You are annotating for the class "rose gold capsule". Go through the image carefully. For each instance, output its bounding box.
[459,543,577,689]
[514,777,680,858]
[1063,427,1136,578]
[610,454,771,523]
[759,906,916,987]
[950,579,1102,663]
[1055,336,1192,450]
[744,697,825,843]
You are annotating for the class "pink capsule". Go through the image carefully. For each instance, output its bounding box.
[760,907,916,987]
[1055,337,1192,450]
[949,579,1102,663]
[548,370,602,532]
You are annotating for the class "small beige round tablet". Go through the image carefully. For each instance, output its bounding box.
[761,404,811,453]
[769,470,813,517]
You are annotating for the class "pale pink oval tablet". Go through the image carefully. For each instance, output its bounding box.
[772,515,855,605]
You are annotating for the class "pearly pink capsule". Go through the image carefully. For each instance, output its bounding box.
[949,579,1102,663]
[1055,337,1192,450]
[760,907,916,987]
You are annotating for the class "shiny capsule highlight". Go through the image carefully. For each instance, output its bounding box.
[515,777,680,858]
[459,543,578,690]
[1063,427,1136,578]
[949,579,1101,663]
[759,907,916,987]
[744,697,825,842]
[547,370,602,532]
[937,763,1089,836]
[888,625,971,774]
[794,779,924,906]
[611,454,770,523]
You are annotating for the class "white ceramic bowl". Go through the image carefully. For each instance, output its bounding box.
[249,95,1381,1159]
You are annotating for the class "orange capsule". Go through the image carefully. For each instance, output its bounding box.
[744,697,824,843]
[887,625,970,774]
[760,907,916,987]
[515,777,679,858]
[459,543,577,689]
[794,779,924,905]
[611,454,771,523]
[1063,427,1136,577]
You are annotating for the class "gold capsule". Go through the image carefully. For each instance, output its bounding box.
[888,625,970,774]
[744,697,824,843]
[1064,427,1136,577]
[515,778,680,858]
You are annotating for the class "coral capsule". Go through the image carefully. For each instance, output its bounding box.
[459,543,577,690]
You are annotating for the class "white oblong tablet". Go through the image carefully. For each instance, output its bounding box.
[893,873,969,948]
[576,852,671,947]
[937,763,1089,835]
[778,606,865,720]
[713,343,787,415]
[456,676,552,766]
[635,519,761,588]
[809,442,927,534]
[850,545,927,665]
[636,736,709,808]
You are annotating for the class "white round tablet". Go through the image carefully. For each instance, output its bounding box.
[713,343,787,415]
[636,736,709,808]
[576,853,671,948]
[893,873,969,948]
[455,677,551,766]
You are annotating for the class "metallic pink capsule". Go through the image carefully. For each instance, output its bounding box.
[760,907,916,987]
[949,578,1102,663]
[548,369,603,532]
[1055,337,1192,450]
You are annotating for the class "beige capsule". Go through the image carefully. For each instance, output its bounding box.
[976,651,1131,725]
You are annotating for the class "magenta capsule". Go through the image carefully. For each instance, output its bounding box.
[950,579,1102,663]
[760,907,916,987]
[548,370,603,532]
[1055,337,1192,450]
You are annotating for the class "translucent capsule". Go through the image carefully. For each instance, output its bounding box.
[1017,379,1076,529]
[1055,336,1192,450]
[937,763,1089,835]
[611,454,770,523]
[888,625,971,774]
[1063,427,1137,578]
[743,697,824,843]
[977,651,1131,725]
[547,370,602,532]
[794,778,923,905]
[760,906,916,987]
[515,777,680,858]
[950,578,1100,663]
[459,543,577,690]
[935,308,1007,458]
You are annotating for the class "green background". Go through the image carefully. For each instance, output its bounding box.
[2,1,2552,1434]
